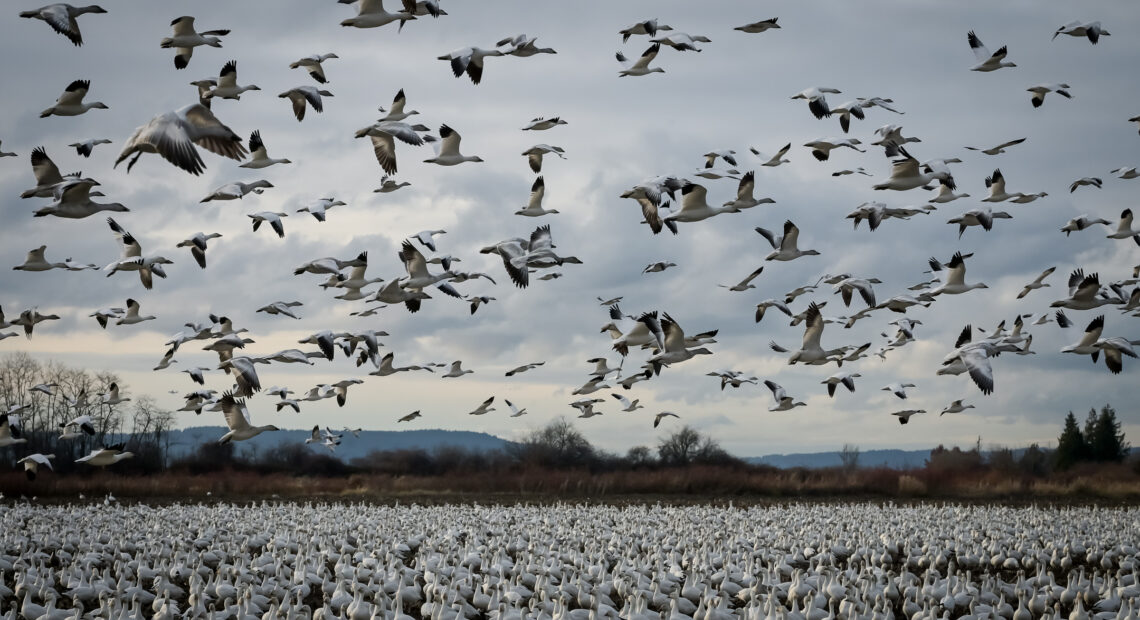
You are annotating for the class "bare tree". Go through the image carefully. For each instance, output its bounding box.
[840,443,861,471]
[658,426,703,466]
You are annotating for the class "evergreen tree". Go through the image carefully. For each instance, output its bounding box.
[1056,411,1086,470]
[1090,404,1129,462]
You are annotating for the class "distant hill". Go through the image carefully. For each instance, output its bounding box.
[168,427,512,462]
[746,449,932,470]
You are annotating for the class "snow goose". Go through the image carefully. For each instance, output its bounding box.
[248,211,288,238]
[467,396,495,416]
[98,381,130,405]
[29,381,57,396]
[400,240,455,289]
[1053,20,1110,44]
[941,400,974,415]
[1028,83,1071,108]
[1070,176,1102,192]
[61,413,95,435]
[75,444,133,466]
[161,16,229,69]
[33,177,126,219]
[505,399,527,417]
[297,197,346,222]
[1052,270,1126,310]
[822,371,860,397]
[378,88,419,122]
[203,60,259,100]
[723,172,774,211]
[939,325,1012,394]
[68,138,111,158]
[751,143,790,167]
[927,252,988,296]
[216,392,278,443]
[757,220,820,261]
[439,46,504,84]
[965,137,1026,155]
[442,361,472,378]
[0,413,26,447]
[718,266,764,292]
[375,176,410,193]
[791,87,841,119]
[331,379,363,406]
[60,257,97,271]
[467,295,495,314]
[12,246,67,271]
[12,308,60,338]
[872,145,955,191]
[522,116,566,131]
[647,313,713,374]
[873,124,922,146]
[16,454,54,481]
[616,43,664,76]
[369,277,431,311]
[846,202,934,231]
[1131,115,1140,136]
[967,31,1015,71]
[279,86,332,121]
[39,79,108,117]
[181,367,209,385]
[218,356,263,396]
[115,298,155,326]
[522,144,565,173]
[573,377,610,394]
[115,103,246,175]
[833,277,879,307]
[370,352,412,376]
[355,119,428,175]
[497,33,557,57]
[892,410,925,424]
[754,299,792,323]
[505,361,544,376]
[398,410,422,422]
[948,207,1012,238]
[882,382,916,399]
[102,217,173,290]
[176,232,222,269]
[1017,266,1056,298]
[829,100,870,134]
[339,0,415,30]
[1106,209,1140,244]
[289,52,339,83]
[735,18,780,33]
[516,176,558,216]
[643,261,676,273]
[239,130,291,168]
[650,32,710,52]
[0,140,14,157]
[1111,167,1139,180]
[20,4,106,45]
[662,181,732,225]
[785,302,845,365]
[1061,214,1111,235]
[620,18,671,42]
[424,124,483,165]
[611,393,643,412]
[803,137,863,161]
[929,183,970,203]
[200,179,272,202]
[764,381,805,412]
[653,412,679,428]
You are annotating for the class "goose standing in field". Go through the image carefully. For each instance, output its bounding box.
[68,138,111,157]
[439,45,504,84]
[115,103,246,175]
[424,124,483,165]
[616,43,665,76]
[103,217,172,289]
[650,31,711,52]
[279,86,332,121]
[161,16,229,69]
[1052,270,1126,310]
[1106,209,1140,244]
[872,145,955,191]
[289,52,339,83]
[522,144,565,173]
[803,137,863,161]
[718,266,764,292]
[764,380,806,412]
[927,252,988,296]
[822,371,860,397]
[965,137,1026,155]
[892,409,925,425]
[521,116,566,131]
[375,176,411,193]
[339,0,415,30]
[723,172,774,211]
[1061,214,1111,235]
[948,207,1012,238]
[467,396,495,416]
[497,33,557,57]
[967,30,1016,71]
[75,444,133,466]
[200,179,273,202]
[12,246,68,271]
[619,18,672,42]
[115,298,155,326]
[791,87,841,119]
[1028,83,1072,108]
[203,60,260,100]
[237,130,291,170]
[941,400,975,415]
[16,454,54,481]
[39,79,108,117]
[355,119,428,175]
[735,17,780,33]
[297,198,346,222]
[1053,20,1110,44]
[751,143,791,167]
[20,3,106,45]
[1017,267,1056,299]
[216,392,278,443]
[505,399,528,417]
[441,361,473,378]
[248,212,288,238]
[757,220,821,261]
[176,232,222,269]
[33,177,127,219]
[516,176,558,216]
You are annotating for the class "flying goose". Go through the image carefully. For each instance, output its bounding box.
[505,361,544,376]
[467,396,495,416]
[161,16,229,69]
[803,137,863,161]
[61,414,95,436]
[722,172,774,211]
[846,202,934,231]
[785,303,845,365]
[833,167,871,177]
[661,182,733,226]
[522,144,565,173]
[115,298,155,326]
[822,371,860,397]
[176,232,222,269]
[0,412,26,448]
[200,180,273,202]
[16,453,54,481]
[239,130,291,168]
[1111,167,1139,180]
[1061,214,1111,235]
[12,308,61,338]
[521,116,566,131]
[248,212,288,238]
[1092,338,1138,374]
[505,399,528,417]
[1017,267,1056,299]
[653,412,680,427]
[1051,270,1125,310]
[751,143,790,167]
[616,43,665,76]
[39,79,108,117]
[115,103,246,175]
[938,324,1014,394]
[967,30,1015,71]
[611,393,643,412]
[497,34,557,57]
[68,138,111,158]
[735,18,780,33]
[354,119,428,175]
[33,177,126,219]
[216,392,278,443]
[20,4,106,45]
[718,266,764,292]
[756,220,821,261]
[29,382,58,396]
[643,261,676,273]
[468,295,496,314]
[103,217,172,289]
[965,137,1026,155]
[927,252,988,296]
[941,400,975,415]
[297,198,346,222]
[484,225,578,288]
[398,410,422,422]
[892,410,925,425]
[0,141,14,157]
[791,87,841,119]
[882,382,916,399]
[1028,83,1072,108]
[1106,209,1140,244]
[948,207,1012,238]
[873,145,955,191]
[516,176,558,216]
[650,32,711,52]
[339,0,415,30]
[754,299,793,323]
[203,60,259,100]
[424,124,483,165]
[929,183,970,203]
[289,53,339,83]
[441,360,473,378]
[399,240,455,289]
[764,380,806,412]
[833,277,879,307]
[1053,20,1110,44]
[1061,316,1106,362]
[619,18,672,42]
[375,176,411,193]
[1070,177,1102,193]
[75,444,133,466]
[279,86,332,121]
[330,379,363,406]
[13,246,68,271]
[439,46,504,84]
[872,124,922,146]
[572,377,610,395]
[647,313,713,374]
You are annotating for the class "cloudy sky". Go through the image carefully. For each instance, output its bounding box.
[2,1,1138,456]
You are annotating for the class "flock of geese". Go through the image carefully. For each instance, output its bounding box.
[1,0,1139,478]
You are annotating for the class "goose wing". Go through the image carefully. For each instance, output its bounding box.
[780,220,801,252]
[438,124,462,157]
[107,217,142,259]
[801,302,824,350]
[959,347,994,394]
[631,43,660,69]
[219,392,252,431]
[30,147,64,186]
[660,313,686,352]
[399,240,429,279]
[944,252,967,286]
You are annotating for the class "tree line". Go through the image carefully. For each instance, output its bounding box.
[1056,404,1130,470]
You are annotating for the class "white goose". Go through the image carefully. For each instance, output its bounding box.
[115,298,155,326]
[757,220,821,261]
[439,46,504,84]
[424,124,483,165]
[616,43,665,77]
[1051,270,1124,310]
[33,177,127,219]
[965,137,1026,155]
[115,103,246,175]
[822,371,860,397]
[1027,83,1072,108]
[791,87,841,119]
[467,396,496,416]
[204,60,260,99]
[399,240,455,289]
[505,399,528,417]
[619,18,672,42]
[375,176,411,193]
[892,410,925,425]
[522,144,565,173]
[662,182,734,227]
[248,212,288,238]
[967,30,1015,71]
[68,138,111,157]
[718,267,764,292]
[764,380,806,412]
[20,4,106,46]
[176,232,222,269]
[340,0,415,30]
[927,252,988,296]
[279,86,333,121]
[16,453,54,481]
[0,413,27,448]
[239,131,291,168]
[803,137,863,161]
[103,217,172,289]
[722,172,774,211]
[750,142,790,167]
[297,198,347,222]
[1106,209,1140,244]
[521,116,566,131]
[441,361,473,378]
[735,18,780,33]
[1061,214,1110,235]
[75,444,133,466]
[516,176,558,217]
[940,400,975,415]
[929,183,970,203]
[611,393,643,412]
[200,180,272,202]
[1110,167,1139,180]
[647,313,713,374]
[13,246,68,271]
[650,32,711,52]
[497,33,557,57]
[216,392,278,443]
[0,140,14,157]
[1017,267,1056,299]
[948,207,1012,238]
[40,79,108,117]
[289,52,339,83]
[1053,20,1110,44]
[872,145,955,191]
[355,119,428,175]
[161,16,229,69]
[786,303,844,365]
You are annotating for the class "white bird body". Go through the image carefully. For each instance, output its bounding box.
[115,103,246,175]
[1053,20,1110,44]
[289,52,339,83]
[439,46,504,84]
[279,86,333,121]
[757,220,820,261]
[216,393,278,443]
[20,3,107,46]
[967,31,1015,71]
[617,43,665,77]
[764,380,806,411]
[40,79,108,117]
[201,180,273,202]
[424,124,483,165]
[239,130,291,168]
[340,0,415,30]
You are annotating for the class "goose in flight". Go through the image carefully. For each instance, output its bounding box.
[846,202,934,231]
[1061,214,1111,236]
[791,87,841,119]
[370,352,417,377]
[735,18,780,33]
[611,393,643,412]
[516,176,558,217]
[505,361,544,376]
[424,124,483,165]
[61,414,95,436]
[256,301,302,319]
[248,212,288,238]
[967,31,1015,71]
[375,176,411,193]
[13,246,68,272]
[297,198,346,222]
[505,399,527,417]
[1093,338,1138,374]
[203,60,260,100]
[20,4,106,46]
[483,225,579,288]
[1070,176,1103,193]
[1017,267,1056,299]
[521,116,566,131]
[467,396,495,416]
[751,143,790,167]
[786,303,845,366]
[833,167,870,177]
[572,377,610,395]
[1106,209,1140,244]
[339,0,415,30]
[619,18,672,42]
[0,413,26,448]
[1051,270,1125,310]
[29,382,58,396]
[12,308,61,338]
[354,119,428,175]
[754,299,793,323]
[929,183,970,203]
[33,177,127,219]
[643,261,676,273]
[69,138,111,158]
[723,172,774,211]
[115,298,155,326]
[939,324,1013,394]
[965,137,1026,155]
[757,220,821,261]
[289,53,339,83]
[892,410,925,425]
[399,239,455,289]
[1111,167,1139,180]
[0,141,14,158]
[176,232,222,269]
[803,137,863,161]
[661,181,736,226]
[822,371,860,397]
[927,252,988,296]
[439,46,504,84]
[161,16,229,70]
[650,32,711,52]
[76,444,133,466]
[239,131,291,168]
[103,217,172,289]
[217,356,262,396]
[948,207,1012,238]
[468,295,496,314]
[719,266,764,292]
[653,412,680,428]
[833,277,879,307]
[764,380,806,412]
[216,392,278,443]
[647,313,713,374]
[279,86,333,121]
[200,179,273,202]
[441,361,473,378]
[377,88,419,121]
[330,379,363,407]
[16,454,54,481]
[1028,83,1072,108]
[497,33,557,57]
[522,144,565,173]
[115,103,246,175]
[398,410,422,422]
[882,382,916,399]
[616,43,665,77]
[40,79,108,117]
[941,400,975,415]
[872,145,955,191]
[1053,20,1110,44]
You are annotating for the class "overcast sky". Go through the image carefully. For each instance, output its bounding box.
[2,0,1138,456]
